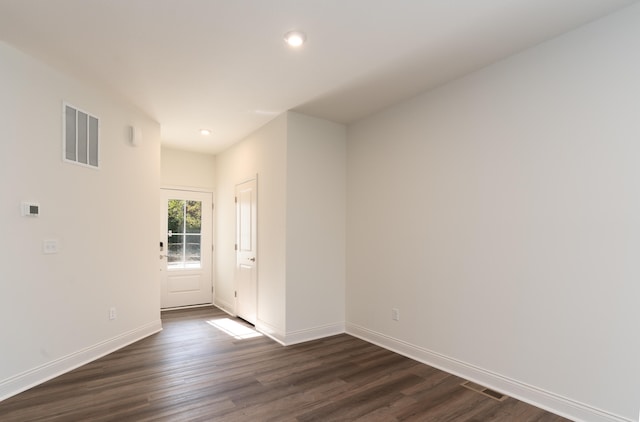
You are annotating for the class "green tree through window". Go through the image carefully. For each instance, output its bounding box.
[167,199,202,268]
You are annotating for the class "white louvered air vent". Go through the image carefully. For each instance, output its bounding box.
[63,103,99,168]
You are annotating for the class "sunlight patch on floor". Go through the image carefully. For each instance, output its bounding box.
[206,318,263,339]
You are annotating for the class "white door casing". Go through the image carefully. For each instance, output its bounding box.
[160,189,213,309]
[235,178,257,324]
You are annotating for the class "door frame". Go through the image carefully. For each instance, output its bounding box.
[160,186,215,310]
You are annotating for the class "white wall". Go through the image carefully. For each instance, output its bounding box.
[347,5,640,422]
[0,43,161,400]
[215,112,346,344]
[215,114,288,339]
[286,112,346,342]
[161,146,216,190]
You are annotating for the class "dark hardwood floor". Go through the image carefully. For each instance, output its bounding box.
[0,307,570,421]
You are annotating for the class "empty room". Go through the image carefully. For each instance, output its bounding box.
[1,1,640,421]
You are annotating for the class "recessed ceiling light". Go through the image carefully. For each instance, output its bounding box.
[284,30,306,48]
[200,129,211,136]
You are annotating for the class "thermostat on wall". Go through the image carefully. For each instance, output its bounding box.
[21,202,40,217]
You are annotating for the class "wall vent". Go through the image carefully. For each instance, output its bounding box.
[63,103,100,168]
[460,381,508,401]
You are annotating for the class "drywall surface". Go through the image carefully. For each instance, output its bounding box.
[346,5,640,421]
[0,43,161,400]
[161,146,216,190]
[215,112,347,344]
[286,112,346,341]
[215,114,288,340]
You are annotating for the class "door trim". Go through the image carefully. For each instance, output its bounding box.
[161,184,214,193]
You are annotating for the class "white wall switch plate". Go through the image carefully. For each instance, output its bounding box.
[392,308,400,321]
[43,239,59,254]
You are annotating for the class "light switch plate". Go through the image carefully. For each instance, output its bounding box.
[43,239,59,254]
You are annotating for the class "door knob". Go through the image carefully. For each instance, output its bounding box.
[249,257,256,262]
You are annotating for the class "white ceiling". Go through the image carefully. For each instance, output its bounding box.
[0,0,636,154]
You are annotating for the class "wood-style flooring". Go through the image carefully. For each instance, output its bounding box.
[0,307,570,421]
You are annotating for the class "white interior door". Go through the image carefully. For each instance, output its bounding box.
[236,179,257,324]
[160,189,213,309]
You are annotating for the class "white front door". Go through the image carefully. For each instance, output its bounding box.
[160,189,213,309]
[235,179,257,324]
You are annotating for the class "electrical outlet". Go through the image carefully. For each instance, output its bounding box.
[392,308,400,321]
[109,307,117,320]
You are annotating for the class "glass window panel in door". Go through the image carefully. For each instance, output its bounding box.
[185,234,201,268]
[168,200,185,235]
[166,198,203,269]
[168,234,185,267]
[185,200,202,233]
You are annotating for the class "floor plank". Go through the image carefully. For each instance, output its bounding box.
[0,307,571,421]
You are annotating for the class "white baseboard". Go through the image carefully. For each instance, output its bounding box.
[283,322,345,346]
[0,319,162,402]
[213,298,235,316]
[254,321,345,347]
[346,323,631,422]
[255,319,286,345]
